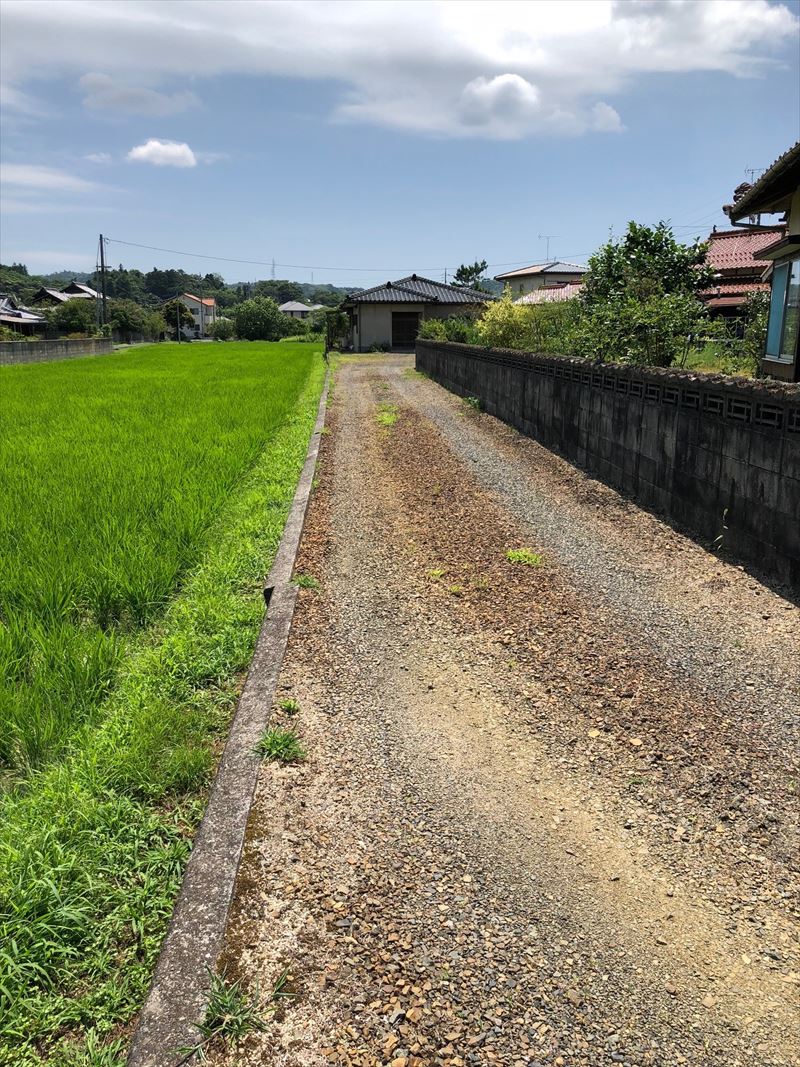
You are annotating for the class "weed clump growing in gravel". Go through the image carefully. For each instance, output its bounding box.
[255,728,306,763]
[463,396,482,413]
[376,402,399,427]
[178,970,268,1061]
[506,548,544,567]
[279,697,300,715]
[292,573,321,591]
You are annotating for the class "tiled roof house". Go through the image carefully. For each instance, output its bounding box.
[341,274,492,351]
[699,226,786,314]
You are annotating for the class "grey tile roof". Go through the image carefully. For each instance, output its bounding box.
[495,261,587,280]
[279,301,312,312]
[344,274,492,305]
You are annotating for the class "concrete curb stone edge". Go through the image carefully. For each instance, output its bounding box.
[127,368,330,1066]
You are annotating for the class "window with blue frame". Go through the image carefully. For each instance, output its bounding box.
[765,258,800,362]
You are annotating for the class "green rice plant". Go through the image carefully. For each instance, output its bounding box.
[0,343,315,775]
[255,728,306,763]
[0,343,325,1065]
[506,548,544,567]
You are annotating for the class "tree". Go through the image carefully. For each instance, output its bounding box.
[162,299,195,339]
[582,221,714,307]
[108,299,147,342]
[452,260,489,291]
[253,279,305,305]
[230,297,285,340]
[53,298,97,336]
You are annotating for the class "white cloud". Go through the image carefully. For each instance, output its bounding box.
[126,139,197,167]
[459,75,541,138]
[79,72,198,115]
[1,0,797,140]
[85,151,112,164]
[591,102,624,134]
[0,163,101,193]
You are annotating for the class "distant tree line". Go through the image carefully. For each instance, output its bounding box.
[0,261,353,312]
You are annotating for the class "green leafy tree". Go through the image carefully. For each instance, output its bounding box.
[582,221,714,306]
[162,299,195,339]
[452,259,489,291]
[108,299,147,342]
[53,298,97,336]
[142,309,168,341]
[230,297,285,340]
[252,279,305,305]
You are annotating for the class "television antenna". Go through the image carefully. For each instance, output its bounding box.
[538,233,559,261]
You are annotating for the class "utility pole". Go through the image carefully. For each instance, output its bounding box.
[98,233,108,325]
[271,257,276,280]
[538,233,559,262]
[176,303,181,342]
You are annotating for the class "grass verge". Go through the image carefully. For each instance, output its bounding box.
[0,359,326,1066]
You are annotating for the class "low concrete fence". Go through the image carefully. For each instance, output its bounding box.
[0,338,114,365]
[416,340,800,588]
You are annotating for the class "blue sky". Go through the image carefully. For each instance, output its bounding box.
[1,0,798,289]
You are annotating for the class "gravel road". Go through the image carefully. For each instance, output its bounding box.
[213,355,799,1067]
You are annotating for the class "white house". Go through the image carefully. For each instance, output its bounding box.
[340,274,492,352]
[179,293,217,338]
[494,261,587,298]
[279,301,312,318]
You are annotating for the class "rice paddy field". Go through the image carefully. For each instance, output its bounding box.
[0,341,326,1065]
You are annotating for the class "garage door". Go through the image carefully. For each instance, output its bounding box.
[391,312,420,348]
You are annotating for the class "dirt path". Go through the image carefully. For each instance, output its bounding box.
[214,356,799,1067]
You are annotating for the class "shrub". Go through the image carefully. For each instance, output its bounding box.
[230,297,285,341]
[721,292,769,377]
[574,291,708,367]
[209,317,234,341]
[476,291,578,355]
[53,297,97,336]
[418,318,448,341]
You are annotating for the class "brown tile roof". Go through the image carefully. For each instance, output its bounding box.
[182,293,216,307]
[704,226,785,275]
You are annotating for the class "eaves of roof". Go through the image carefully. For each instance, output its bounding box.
[726,141,800,221]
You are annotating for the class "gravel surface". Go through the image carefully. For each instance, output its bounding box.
[212,356,799,1067]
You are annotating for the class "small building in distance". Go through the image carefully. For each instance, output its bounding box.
[494,261,587,298]
[726,140,800,381]
[698,225,786,320]
[179,293,217,338]
[30,279,98,306]
[0,294,47,334]
[340,274,492,352]
[280,301,311,319]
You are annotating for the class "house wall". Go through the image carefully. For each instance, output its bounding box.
[416,339,800,588]
[352,303,484,351]
[0,337,114,365]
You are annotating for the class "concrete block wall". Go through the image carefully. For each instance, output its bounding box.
[0,338,114,365]
[416,340,800,589]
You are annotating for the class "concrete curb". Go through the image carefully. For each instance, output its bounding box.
[127,371,329,1066]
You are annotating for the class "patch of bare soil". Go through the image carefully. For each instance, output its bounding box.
[213,358,799,1067]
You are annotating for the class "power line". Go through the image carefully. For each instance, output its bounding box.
[103,235,593,278]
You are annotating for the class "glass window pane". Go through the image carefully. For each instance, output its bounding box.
[766,263,789,358]
[780,259,800,362]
